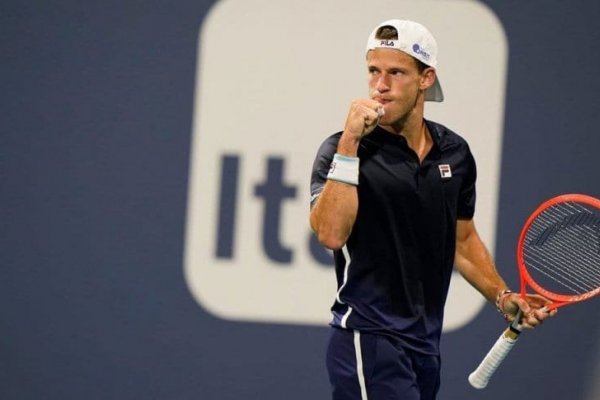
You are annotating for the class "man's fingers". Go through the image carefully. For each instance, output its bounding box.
[520,304,558,329]
[360,105,381,128]
[513,296,531,315]
[344,99,385,140]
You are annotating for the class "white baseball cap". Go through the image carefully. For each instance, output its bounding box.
[366,19,444,102]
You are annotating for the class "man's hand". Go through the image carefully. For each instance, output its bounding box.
[343,99,384,142]
[500,292,558,329]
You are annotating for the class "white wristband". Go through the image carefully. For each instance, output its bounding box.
[327,153,359,185]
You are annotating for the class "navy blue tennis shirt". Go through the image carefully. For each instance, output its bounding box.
[310,120,477,356]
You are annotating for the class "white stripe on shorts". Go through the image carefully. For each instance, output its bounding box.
[353,330,368,400]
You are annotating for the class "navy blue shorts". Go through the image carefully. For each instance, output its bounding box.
[326,327,441,400]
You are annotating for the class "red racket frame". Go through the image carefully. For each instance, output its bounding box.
[516,193,600,309]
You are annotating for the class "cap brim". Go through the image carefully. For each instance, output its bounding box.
[425,75,444,102]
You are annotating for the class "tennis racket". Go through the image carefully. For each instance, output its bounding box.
[468,193,600,389]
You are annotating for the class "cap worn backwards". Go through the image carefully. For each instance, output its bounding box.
[366,19,444,102]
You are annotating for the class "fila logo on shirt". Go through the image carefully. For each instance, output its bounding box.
[438,164,452,179]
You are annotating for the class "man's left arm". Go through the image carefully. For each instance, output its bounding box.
[454,219,555,328]
[454,218,507,304]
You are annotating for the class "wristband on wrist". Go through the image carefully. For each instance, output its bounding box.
[327,153,359,185]
[495,288,514,321]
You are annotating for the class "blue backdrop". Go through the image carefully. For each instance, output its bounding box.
[2,1,600,399]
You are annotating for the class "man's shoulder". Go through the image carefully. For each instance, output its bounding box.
[426,119,470,149]
[325,131,343,144]
[316,131,343,154]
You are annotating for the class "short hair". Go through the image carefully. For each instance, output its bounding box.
[374,25,429,73]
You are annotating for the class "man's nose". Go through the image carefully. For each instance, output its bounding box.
[375,75,390,92]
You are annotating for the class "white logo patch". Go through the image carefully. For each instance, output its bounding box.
[439,164,452,178]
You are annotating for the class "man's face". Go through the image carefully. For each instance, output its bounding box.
[367,48,432,126]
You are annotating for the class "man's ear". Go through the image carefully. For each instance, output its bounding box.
[420,67,437,91]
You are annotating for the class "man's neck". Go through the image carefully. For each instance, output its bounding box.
[405,120,432,162]
[381,116,432,161]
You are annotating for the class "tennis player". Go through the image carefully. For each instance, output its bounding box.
[309,19,555,400]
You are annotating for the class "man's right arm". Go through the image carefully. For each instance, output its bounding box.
[309,134,361,250]
[310,99,382,250]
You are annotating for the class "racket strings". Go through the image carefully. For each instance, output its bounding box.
[526,233,599,293]
[526,208,600,293]
[524,201,600,295]
[531,221,600,290]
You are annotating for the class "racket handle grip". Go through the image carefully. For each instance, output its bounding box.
[468,327,520,389]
